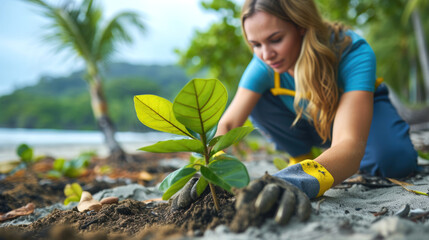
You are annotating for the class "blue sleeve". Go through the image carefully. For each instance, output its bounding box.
[238,54,273,94]
[338,31,377,93]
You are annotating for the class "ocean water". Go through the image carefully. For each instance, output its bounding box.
[0,128,174,162]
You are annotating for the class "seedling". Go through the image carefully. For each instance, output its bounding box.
[8,144,43,175]
[63,183,83,205]
[16,144,34,165]
[48,152,94,178]
[134,78,253,211]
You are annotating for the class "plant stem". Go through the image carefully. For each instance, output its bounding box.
[203,141,220,212]
[208,182,220,212]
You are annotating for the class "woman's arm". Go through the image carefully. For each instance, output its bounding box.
[315,90,374,186]
[217,87,262,136]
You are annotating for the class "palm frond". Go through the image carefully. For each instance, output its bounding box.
[94,11,146,62]
[24,0,145,74]
[23,0,96,62]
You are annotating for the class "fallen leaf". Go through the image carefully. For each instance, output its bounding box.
[386,178,428,196]
[77,191,102,212]
[370,206,388,217]
[0,203,35,222]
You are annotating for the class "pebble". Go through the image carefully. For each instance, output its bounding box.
[100,197,119,205]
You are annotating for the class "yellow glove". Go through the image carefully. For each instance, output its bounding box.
[273,159,334,198]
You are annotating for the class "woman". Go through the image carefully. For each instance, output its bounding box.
[173,0,418,225]
[217,0,417,195]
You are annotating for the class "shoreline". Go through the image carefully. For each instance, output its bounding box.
[0,142,146,162]
[0,128,176,162]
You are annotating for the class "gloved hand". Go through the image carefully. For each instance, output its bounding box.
[231,160,334,232]
[230,173,311,232]
[169,177,202,211]
[169,151,227,211]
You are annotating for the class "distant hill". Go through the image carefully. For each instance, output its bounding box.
[0,63,190,131]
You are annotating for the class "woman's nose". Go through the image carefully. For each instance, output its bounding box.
[262,45,275,61]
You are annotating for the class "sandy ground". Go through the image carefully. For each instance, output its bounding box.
[1,158,429,240]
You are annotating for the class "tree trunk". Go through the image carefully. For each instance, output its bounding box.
[411,9,429,103]
[87,68,131,163]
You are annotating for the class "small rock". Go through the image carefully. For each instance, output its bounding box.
[100,196,119,205]
[394,204,410,218]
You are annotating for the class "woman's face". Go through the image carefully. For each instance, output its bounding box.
[244,11,304,75]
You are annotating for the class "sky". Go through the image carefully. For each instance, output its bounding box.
[0,0,242,96]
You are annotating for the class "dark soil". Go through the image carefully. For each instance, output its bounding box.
[0,190,236,240]
[0,152,244,239]
[0,152,187,213]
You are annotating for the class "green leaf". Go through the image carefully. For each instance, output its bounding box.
[211,153,239,162]
[273,157,288,170]
[53,158,65,171]
[189,154,203,164]
[159,167,196,192]
[64,183,83,197]
[186,127,201,140]
[243,119,254,127]
[418,150,429,161]
[205,124,218,143]
[195,177,208,197]
[16,144,33,163]
[173,78,227,135]
[139,139,204,154]
[208,159,249,189]
[63,183,83,205]
[63,168,83,178]
[134,94,192,137]
[64,196,80,206]
[200,165,232,192]
[208,135,222,147]
[47,170,63,179]
[211,126,254,154]
[162,174,195,200]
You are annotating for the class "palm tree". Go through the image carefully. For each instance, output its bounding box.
[25,0,145,161]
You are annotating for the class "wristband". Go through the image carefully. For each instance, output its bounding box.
[272,159,334,198]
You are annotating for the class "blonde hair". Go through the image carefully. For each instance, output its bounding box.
[241,0,351,142]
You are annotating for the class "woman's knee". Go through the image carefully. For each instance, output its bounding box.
[365,145,418,178]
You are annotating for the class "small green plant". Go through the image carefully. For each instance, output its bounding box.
[418,150,429,161]
[48,152,94,178]
[16,143,34,164]
[63,183,83,205]
[134,78,253,211]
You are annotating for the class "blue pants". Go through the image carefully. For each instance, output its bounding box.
[250,84,418,178]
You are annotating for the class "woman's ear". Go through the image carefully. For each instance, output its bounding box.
[299,27,306,36]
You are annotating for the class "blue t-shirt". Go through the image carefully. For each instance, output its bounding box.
[238,30,376,113]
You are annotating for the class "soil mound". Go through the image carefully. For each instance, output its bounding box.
[0,190,236,240]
